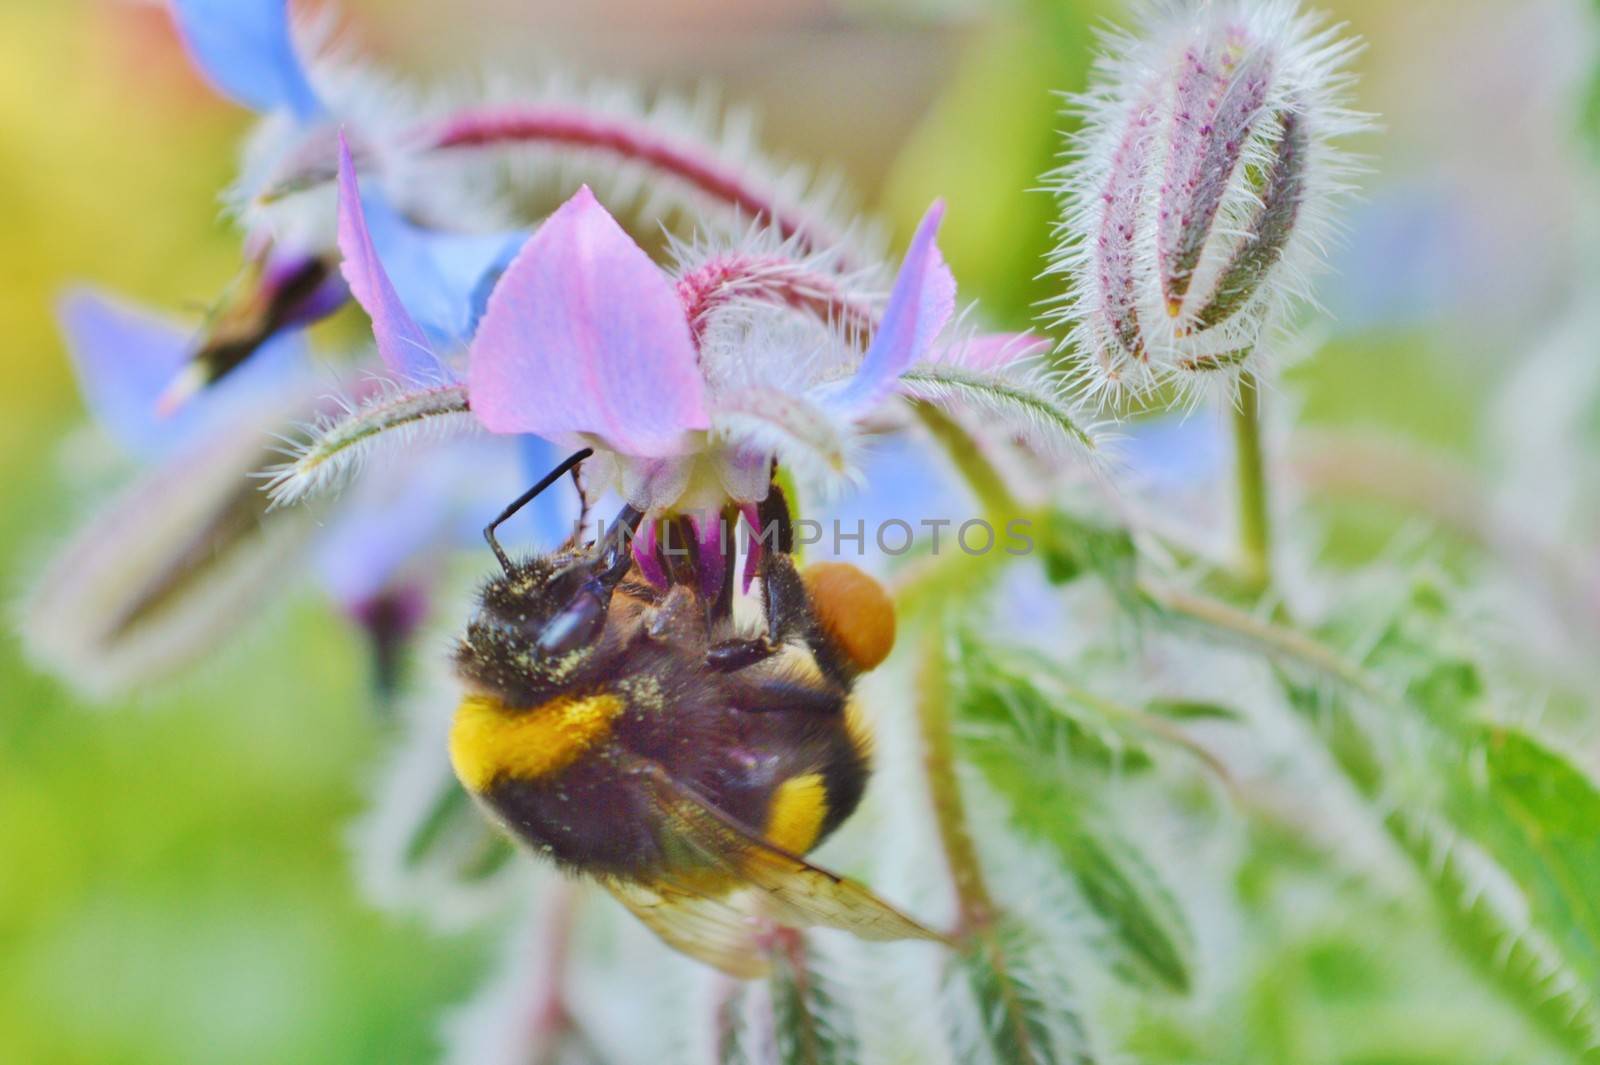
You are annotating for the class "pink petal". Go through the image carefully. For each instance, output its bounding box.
[467,187,708,455]
[335,133,445,384]
[740,503,764,593]
[947,332,1051,372]
[630,520,667,590]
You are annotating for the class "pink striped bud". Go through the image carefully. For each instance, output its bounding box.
[1047,0,1366,401]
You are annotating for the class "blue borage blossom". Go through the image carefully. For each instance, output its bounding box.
[150,0,525,408]
[113,0,927,412]
[269,138,1097,588]
[22,285,560,698]
[31,0,1096,695]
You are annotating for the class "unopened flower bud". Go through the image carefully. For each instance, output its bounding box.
[1049,0,1366,398]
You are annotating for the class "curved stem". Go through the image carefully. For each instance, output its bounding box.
[1289,429,1600,643]
[419,105,846,258]
[916,634,996,937]
[1232,371,1271,590]
[1141,577,1384,702]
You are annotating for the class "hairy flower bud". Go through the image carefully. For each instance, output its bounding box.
[1048,0,1366,400]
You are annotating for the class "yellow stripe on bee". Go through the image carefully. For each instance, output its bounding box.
[449,692,625,794]
[763,773,830,855]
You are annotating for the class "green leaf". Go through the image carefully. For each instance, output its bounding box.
[1034,509,1138,604]
[1390,809,1600,1061]
[952,637,1195,993]
[956,920,1096,1065]
[1144,699,1244,722]
[767,936,861,1065]
[1472,726,1600,993]
[403,776,514,883]
[1273,664,1600,1059]
[956,642,1154,772]
[959,744,1184,993]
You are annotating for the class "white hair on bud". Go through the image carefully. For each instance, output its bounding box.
[1045,0,1370,406]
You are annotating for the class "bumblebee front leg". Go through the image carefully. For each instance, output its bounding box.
[704,551,810,672]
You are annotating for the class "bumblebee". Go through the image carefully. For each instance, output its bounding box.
[448,449,938,976]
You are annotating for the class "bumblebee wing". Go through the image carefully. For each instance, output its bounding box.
[601,876,771,979]
[627,755,945,946]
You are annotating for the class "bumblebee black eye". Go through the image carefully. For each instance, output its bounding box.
[537,587,606,656]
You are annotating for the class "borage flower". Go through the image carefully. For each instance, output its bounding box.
[23,288,549,699]
[140,1,903,408]
[271,138,1096,578]
[148,0,521,407]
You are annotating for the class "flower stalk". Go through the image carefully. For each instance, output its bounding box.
[418,103,849,258]
[916,633,997,938]
[1231,370,1272,590]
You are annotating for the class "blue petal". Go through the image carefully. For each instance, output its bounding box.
[819,202,954,416]
[808,435,974,573]
[336,138,445,383]
[57,287,305,460]
[358,188,526,346]
[337,132,524,362]
[170,0,322,119]
[1118,414,1227,492]
[313,435,573,607]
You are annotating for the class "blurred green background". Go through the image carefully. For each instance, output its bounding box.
[1,0,1593,1062]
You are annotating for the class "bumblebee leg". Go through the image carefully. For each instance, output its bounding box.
[594,503,644,588]
[728,676,845,716]
[704,550,810,673]
[705,637,777,673]
[751,482,796,554]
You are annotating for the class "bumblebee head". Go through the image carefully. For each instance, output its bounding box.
[454,504,643,704]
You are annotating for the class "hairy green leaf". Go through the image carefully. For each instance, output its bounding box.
[953,638,1194,993]
[956,920,1096,1065]
[1034,509,1138,603]
[1471,726,1600,993]
[1390,809,1600,1061]
[1143,699,1244,722]
[767,937,862,1065]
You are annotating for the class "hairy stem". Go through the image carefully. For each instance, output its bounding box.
[1142,578,1384,702]
[521,876,585,1061]
[1056,681,1244,804]
[1232,371,1272,590]
[1289,429,1600,646]
[916,635,996,936]
[421,105,844,257]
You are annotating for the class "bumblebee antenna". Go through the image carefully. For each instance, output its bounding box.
[485,448,594,573]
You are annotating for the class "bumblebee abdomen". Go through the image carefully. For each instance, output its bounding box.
[449,692,625,794]
[449,677,872,879]
[484,756,664,875]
